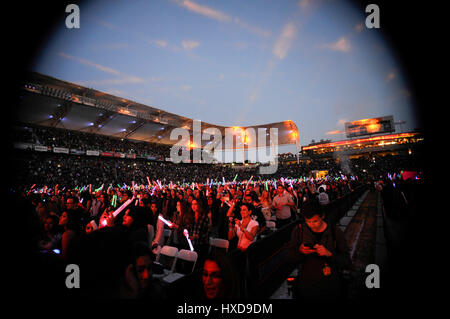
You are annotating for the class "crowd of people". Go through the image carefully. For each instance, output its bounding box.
[12,123,172,159]
[11,124,424,301]
[16,159,366,298]
[10,145,420,194]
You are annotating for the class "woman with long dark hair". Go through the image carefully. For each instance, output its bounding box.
[201,250,240,299]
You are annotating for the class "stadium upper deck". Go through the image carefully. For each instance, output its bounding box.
[17,72,299,152]
[301,131,423,159]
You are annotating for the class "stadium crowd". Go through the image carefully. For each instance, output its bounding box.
[12,123,171,159]
[11,124,423,300]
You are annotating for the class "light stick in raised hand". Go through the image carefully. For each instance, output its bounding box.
[183,229,194,251]
[112,197,135,218]
[158,215,174,228]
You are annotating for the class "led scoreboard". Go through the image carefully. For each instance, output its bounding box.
[345,116,394,138]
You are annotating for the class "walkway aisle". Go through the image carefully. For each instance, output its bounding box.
[344,190,380,300]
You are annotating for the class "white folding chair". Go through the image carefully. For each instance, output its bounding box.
[175,249,198,274]
[209,237,229,253]
[163,249,198,284]
[156,245,178,274]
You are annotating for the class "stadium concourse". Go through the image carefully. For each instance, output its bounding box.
[9,73,425,303]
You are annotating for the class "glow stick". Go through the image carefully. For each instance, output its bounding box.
[233,174,238,182]
[158,215,174,228]
[183,229,194,251]
[223,177,226,185]
[112,197,134,217]
[147,176,151,187]
[27,184,37,195]
[90,220,98,230]
[246,176,254,187]
[112,194,117,208]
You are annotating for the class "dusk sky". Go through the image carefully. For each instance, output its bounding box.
[32,0,419,152]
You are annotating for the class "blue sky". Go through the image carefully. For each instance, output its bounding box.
[33,0,419,152]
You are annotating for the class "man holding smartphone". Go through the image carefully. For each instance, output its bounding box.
[287,200,351,300]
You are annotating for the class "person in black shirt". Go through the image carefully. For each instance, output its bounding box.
[287,200,351,300]
[243,192,266,237]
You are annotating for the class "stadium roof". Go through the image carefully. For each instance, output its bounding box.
[17,72,299,149]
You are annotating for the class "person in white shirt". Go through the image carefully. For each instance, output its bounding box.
[228,203,259,252]
[318,187,330,206]
[272,185,295,229]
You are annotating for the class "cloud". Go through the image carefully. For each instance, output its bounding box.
[182,40,200,51]
[58,52,146,85]
[326,130,344,135]
[180,85,192,91]
[355,23,364,33]
[80,77,146,86]
[338,118,348,126]
[91,18,121,31]
[173,0,270,38]
[175,0,231,22]
[386,71,396,82]
[233,17,271,38]
[153,40,168,48]
[298,0,310,9]
[321,37,351,52]
[324,120,348,136]
[273,22,297,60]
[58,52,121,76]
